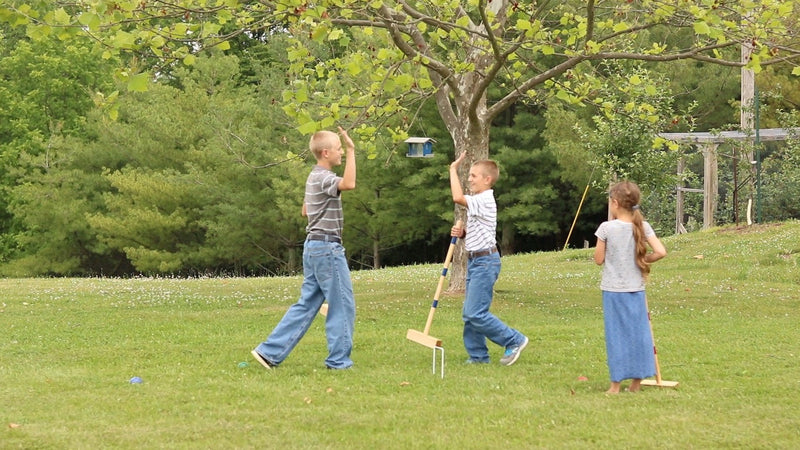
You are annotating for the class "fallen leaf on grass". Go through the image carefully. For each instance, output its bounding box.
[9,423,21,429]
[303,397,312,404]
[693,255,704,259]
[400,381,411,387]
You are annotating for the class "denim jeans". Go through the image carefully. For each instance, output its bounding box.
[462,252,524,362]
[255,239,355,369]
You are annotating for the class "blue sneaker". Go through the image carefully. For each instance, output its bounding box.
[500,336,528,366]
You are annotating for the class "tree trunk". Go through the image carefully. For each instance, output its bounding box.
[500,220,515,255]
[446,121,491,293]
[372,238,381,269]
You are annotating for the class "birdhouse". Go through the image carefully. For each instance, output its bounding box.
[404,137,435,158]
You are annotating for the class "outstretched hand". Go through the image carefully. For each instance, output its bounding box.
[450,151,467,171]
[338,126,355,151]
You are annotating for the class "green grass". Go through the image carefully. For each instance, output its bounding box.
[3,222,800,448]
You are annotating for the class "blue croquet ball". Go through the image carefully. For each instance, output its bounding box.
[129,376,143,384]
[237,362,249,368]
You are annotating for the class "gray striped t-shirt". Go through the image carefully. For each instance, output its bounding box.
[305,165,343,238]
[464,189,497,252]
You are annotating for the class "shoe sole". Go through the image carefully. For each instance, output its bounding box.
[501,337,529,366]
[251,350,273,370]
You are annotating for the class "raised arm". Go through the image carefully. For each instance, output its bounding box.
[449,151,467,206]
[338,126,356,191]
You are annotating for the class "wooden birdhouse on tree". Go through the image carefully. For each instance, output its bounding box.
[404,137,435,158]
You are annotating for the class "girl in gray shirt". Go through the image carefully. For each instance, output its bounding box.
[594,181,666,394]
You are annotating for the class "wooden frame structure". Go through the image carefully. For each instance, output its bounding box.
[659,128,800,232]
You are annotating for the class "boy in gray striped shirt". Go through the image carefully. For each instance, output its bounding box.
[450,152,528,366]
[252,127,357,370]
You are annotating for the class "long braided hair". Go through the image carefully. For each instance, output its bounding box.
[610,181,650,278]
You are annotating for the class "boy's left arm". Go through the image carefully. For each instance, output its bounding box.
[338,126,356,191]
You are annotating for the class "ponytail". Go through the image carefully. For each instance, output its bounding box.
[631,208,650,279]
[610,181,650,279]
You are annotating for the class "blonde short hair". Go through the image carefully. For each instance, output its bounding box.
[309,130,340,160]
[474,160,500,186]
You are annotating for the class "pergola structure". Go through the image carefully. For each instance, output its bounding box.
[659,128,800,232]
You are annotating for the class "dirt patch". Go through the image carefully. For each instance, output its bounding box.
[715,223,784,235]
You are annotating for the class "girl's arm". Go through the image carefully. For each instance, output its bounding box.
[593,239,606,265]
[645,235,667,263]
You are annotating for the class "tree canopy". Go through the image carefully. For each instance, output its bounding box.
[2,1,800,279]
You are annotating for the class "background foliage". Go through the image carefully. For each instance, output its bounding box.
[1,1,800,276]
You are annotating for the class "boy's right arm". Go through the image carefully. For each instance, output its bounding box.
[449,152,467,206]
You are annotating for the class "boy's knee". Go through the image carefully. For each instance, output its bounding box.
[462,311,485,323]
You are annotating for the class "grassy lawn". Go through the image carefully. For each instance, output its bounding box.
[3,222,800,448]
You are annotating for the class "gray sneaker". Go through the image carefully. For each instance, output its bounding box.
[500,336,528,366]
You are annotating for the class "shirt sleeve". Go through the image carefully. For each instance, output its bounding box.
[643,221,655,238]
[321,172,342,198]
[595,221,608,241]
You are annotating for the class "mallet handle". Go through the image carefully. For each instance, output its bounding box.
[422,220,463,334]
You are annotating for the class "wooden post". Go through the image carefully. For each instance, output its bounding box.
[702,144,719,229]
[676,157,685,234]
[741,34,756,221]
[741,46,754,131]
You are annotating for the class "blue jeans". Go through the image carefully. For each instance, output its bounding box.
[255,239,355,369]
[462,252,524,362]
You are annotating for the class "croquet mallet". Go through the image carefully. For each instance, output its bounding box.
[641,296,679,388]
[406,220,463,349]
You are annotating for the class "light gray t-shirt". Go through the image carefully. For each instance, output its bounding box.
[595,219,655,292]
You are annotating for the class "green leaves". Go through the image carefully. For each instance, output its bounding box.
[126,72,149,92]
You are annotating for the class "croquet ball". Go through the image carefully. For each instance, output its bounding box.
[129,376,143,384]
[238,362,249,368]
